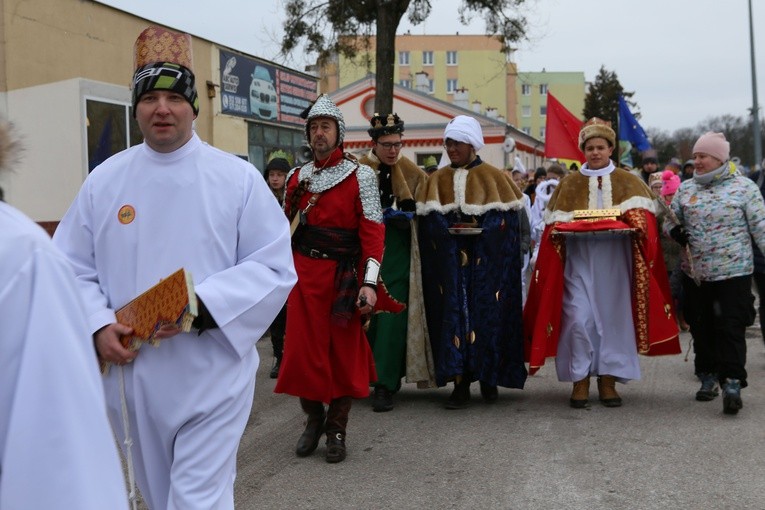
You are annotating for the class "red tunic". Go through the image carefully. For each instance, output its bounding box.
[523,212,682,375]
[274,154,385,403]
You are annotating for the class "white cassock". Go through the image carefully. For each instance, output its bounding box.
[53,134,296,510]
[0,202,128,510]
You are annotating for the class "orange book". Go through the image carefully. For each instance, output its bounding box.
[101,268,197,373]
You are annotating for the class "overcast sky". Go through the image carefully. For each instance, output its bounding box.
[97,0,763,133]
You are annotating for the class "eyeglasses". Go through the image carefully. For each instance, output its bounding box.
[377,142,403,150]
[443,140,468,149]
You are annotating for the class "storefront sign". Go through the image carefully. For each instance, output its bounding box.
[220,50,316,126]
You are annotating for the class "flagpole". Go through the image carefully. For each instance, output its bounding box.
[748,0,762,171]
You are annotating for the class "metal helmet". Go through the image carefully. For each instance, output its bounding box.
[304,94,345,147]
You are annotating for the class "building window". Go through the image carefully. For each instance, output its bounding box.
[521,84,531,96]
[540,106,547,116]
[422,51,433,66]
[399,51,410,66]
[86,98,141,172]
[521,105,531,118]
[446,51,458,65]
[446,79,458,93]
[539,83,548,95]
[399,79,411,89]
[540,127,546,139]
[428,79,434,94]
[522,127,531,135]
[248,122,307,172]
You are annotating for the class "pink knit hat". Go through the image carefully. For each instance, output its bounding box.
[692,131,730,163]
[661,169,681,196]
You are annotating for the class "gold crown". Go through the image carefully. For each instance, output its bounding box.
[579,117,615,150]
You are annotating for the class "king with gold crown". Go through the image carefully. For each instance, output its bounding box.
[524,118,680,409]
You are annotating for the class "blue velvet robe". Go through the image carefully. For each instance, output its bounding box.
[417,160,527,388]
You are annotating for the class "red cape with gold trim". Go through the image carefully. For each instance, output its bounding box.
[523,214,681,375]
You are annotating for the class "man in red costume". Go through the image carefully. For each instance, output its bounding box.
[275,95,387,463]
[524,118,680,408]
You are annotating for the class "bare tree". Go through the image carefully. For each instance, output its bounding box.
[281,0,529,114]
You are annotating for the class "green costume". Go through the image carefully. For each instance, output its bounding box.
[359,150,431,393]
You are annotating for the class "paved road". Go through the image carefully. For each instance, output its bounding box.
[231,328,765,510]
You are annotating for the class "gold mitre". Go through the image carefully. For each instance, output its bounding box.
[133,26,194,72]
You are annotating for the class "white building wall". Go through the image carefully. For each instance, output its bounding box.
[2,78,133,221]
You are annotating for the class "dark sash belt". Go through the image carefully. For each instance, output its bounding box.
[293,225,361,325]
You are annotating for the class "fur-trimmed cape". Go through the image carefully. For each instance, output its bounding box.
[359,151,426,204]
[544,167,656,224]
[416,162,525,216]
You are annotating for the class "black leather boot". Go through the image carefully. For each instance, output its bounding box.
[295,398,325,457]
[445,377,471,409]
[325,396,352,463]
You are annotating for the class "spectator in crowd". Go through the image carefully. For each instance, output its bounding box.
[423,155,439,174]
[648,171,663,197]
[524,167,547,204]
[264,153,293,378]
[638,155,660,184]
[749,159,765,346]
[658,170,688,331]
[681,159,695,181]
[665,132,765,414]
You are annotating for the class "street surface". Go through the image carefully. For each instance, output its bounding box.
[232,327,765,510]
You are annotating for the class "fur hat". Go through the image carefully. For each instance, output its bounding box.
[368,113,404,140]
[578,117,615,150]
[131,27,199,116]
[305,94,345,147]
[693,131,730,163]
[661,169,681,196]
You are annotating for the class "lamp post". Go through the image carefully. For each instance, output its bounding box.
[749,0,762,171]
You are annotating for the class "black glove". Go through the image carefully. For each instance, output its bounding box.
[192,296,218,335]
[670,226,690,247]
[397,199,416,212]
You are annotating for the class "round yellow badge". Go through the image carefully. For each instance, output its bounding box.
[118,205,136,225]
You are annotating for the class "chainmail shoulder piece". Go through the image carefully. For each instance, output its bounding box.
[356,163,384,223]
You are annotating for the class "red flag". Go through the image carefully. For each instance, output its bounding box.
[545,93,584,161]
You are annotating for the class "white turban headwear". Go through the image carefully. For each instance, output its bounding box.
[443,115,484,152]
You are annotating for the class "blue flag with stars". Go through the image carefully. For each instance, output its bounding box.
[618,95,652,152]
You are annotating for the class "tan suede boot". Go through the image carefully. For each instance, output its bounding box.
[597,375,622,407]
[569,377,590,408]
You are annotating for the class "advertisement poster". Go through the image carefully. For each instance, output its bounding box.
[220,50,316,126]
